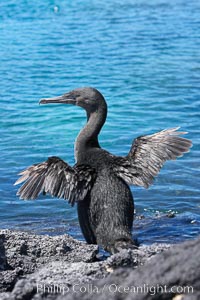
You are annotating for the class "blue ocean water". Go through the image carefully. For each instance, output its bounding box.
[0,0,199,244]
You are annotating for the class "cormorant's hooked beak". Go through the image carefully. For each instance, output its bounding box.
[39,93,76,105]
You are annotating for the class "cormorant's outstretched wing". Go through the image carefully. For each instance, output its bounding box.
[14,156,96,205]
[114,127,192,188]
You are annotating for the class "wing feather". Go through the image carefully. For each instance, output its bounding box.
[114,127,192,188]
[15,156,96,205]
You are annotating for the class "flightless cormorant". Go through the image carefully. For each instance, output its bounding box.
[15,87,192,253]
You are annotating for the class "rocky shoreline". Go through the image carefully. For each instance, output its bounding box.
[0,229,199,300]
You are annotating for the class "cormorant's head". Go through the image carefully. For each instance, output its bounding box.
[40,87,107,115]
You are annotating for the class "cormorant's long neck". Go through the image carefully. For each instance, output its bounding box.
[75,103,107,162]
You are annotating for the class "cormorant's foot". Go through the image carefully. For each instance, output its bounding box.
[108,239,138,254]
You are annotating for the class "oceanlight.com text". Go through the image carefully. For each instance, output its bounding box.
[36,283,194,296]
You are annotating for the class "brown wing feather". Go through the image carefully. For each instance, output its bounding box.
[14,156,96,205]
[114,127,192,188]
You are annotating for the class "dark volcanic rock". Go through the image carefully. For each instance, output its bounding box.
[0,229,98,293]
[0,234,7,271]
[59,237,200,300]
[0,229,199,300]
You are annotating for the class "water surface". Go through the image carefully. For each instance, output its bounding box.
[0,0,199,244]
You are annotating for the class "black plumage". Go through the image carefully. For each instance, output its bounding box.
[15,87,192,253]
